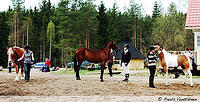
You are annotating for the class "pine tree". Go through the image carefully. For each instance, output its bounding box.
[152,1,161,21]
[97,1,108,49]
[0,12,10,67]
[107,2,120,43]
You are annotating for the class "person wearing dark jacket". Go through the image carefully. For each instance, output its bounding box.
[121,44,131,82]
[147,46,158,88]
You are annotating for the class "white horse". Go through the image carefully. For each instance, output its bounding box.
[156,47,193,87]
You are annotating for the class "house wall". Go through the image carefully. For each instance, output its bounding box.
[194,32,200,65]
[113,59,145,70]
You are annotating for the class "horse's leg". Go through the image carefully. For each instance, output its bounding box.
[187,69,193,87]
[100,67,104,82]
[14,64,19,81]
[100,63,105,82]
[76,60,82,80]
[182,69,187,85]
[164,66,169,86]
[21,64,25,80]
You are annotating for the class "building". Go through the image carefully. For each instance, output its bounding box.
[185,0,200,65]
[113,37,145,70]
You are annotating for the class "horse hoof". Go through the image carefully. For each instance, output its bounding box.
[100,80,104,82]
[165,84,169,86]
[21,77,25,80]
[190,85,193,87]
[76,78,81,80]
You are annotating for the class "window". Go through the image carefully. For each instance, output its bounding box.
[197,36,200,47]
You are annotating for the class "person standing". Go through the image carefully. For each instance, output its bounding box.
[108,49,114,77]
[45,57,50,72]
[18,45,34,82]
[121,44,131,82]
[147,46,158,88]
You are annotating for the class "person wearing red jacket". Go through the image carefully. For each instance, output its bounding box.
[45,57,51,72]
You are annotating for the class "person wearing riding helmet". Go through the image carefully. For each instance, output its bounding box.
[147,45,158,88]
[121,44,131,82]
[18,45,34,82]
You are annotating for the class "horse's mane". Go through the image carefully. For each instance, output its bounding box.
[12,47,25,58]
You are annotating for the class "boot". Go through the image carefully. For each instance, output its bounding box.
[149,77,156,88]
[123,74,129,82]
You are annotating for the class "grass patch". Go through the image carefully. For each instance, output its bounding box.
[0,70,15,73]
[192,76,200,78]
[51,68,101,75]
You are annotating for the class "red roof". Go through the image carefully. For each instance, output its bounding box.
[185,0,200,28]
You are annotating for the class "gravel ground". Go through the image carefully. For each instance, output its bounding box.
[0,69,200,101]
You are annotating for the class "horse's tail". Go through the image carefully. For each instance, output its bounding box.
[74,54,77,72]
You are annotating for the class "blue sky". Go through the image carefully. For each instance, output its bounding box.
[0,0,188,15]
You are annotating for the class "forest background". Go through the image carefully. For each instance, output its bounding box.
[0,0,193,67]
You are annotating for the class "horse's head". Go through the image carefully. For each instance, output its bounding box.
[109,40,120,51]
[7,47,24,62]
[7,47,14,62]
[154,45,163,55]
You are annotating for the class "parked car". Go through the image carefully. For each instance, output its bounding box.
[32,62,46,69]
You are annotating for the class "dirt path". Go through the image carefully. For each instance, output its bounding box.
[0,69,200,96]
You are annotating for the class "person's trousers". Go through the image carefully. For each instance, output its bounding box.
[24,63,31,81]
[46,66,50,72]
[108,62,113,77]
[122,63,130,74]
[149,66,156,86]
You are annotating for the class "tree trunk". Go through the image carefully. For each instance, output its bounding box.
[134,23,136,47]
[27,24,29,45]
[88,31,90,49]
[17,14,19,47]
[79,24,81,47]
[140,27,142,53]
[86,33,87,48]
[49,31,52,62]
[132,22,136,47]
[14,12,17,46]
[40,44,42,61]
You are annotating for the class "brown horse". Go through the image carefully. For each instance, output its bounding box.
[7,47,25,81]
[155,45,193,87]
[74,40,120,82]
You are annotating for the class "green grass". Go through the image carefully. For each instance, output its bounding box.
[51,68,101,75]
[192,76,200,78]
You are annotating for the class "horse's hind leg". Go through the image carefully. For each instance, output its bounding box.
[100,63,105,82]
[182,69,187,85]
[76,61,82,80]
[187,69,193,87]
[14,64,19,81]
[100,67,104,82]
[21,65,25,80]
